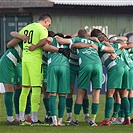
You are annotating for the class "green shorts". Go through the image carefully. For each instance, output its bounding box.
[0,56,15,84]
[22,61,43,87]
[42,64,48,85]
[46,66,70,94]
[14,63,22,85]
[107,66,129,89]
[77,64,102,89]
[70,64,80,85]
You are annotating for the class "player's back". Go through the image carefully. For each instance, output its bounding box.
[19,22,48,62]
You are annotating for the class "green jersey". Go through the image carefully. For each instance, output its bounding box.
[0,42,23,66]
[128,48,133,60]
[119,49,133,69]
[0,42,23,84]
[99,43,127,70]
[70,37,104,68]
[48,38,69,67]
[69,48,79,66]
[42,51,48,65]
[19,22,48,62]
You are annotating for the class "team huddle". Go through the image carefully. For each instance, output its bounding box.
[0,13,133,127]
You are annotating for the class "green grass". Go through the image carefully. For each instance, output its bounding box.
[0,94,133,133]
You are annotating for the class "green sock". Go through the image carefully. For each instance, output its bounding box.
[66,98,73,113]
[82,99,89,114]
[118,105,125,118]
[74,103,82,120]
[112,103,121,118]
[58,96,66,118]
[128,97,133,114]
[4,92,13,116]
[43,98,50,116]
[105,97,114,119]
[31,87,41,112]
[14,89,21,114]
[121,97,130,118]
[25,92,31,114]
[118,109,125,118]
[91,103,99,121]
[19,87,30,112]
[49,96,56,116]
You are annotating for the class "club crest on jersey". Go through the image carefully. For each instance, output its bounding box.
[23,46,29,52]
[82,49,96,55]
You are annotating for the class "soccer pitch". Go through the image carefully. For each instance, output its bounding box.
[0,94,133,133]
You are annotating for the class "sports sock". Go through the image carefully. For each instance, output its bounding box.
[52,116,57,125]
[112,103,121,118]
[105,97,114,119]
[25,114,31,121]
[58,96,66,118]
[121,97,130,118]
[43,98,50,116]
[7,116,14,122]
[67,112,72,118]
[4,92,13,116]
[91,103,99,121]
[74,103,82,120]
[58,118,62,123]
[128,97,133,114]
[84,113,89,118]
[19,87,30,112]
[14,89,21,115]
[82,98,89,114]
[31,87,41,112]
[49,96,56,116]
[16,114,19,121]
[32,112,38,122]
[19,87,30,121]
[66,98,73,113]
[19,112,25,121]
[118,106,125,118]
[25,92,31,115]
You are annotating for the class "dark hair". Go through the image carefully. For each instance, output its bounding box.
[38,13,52,21]
[54,33,64,38]
[91,29,109,42]
[78,29,88,38]
[90,29,102,37]
[48,31,55,37]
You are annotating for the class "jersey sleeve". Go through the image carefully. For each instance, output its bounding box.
[69,38,78,49]
[39,27,48,40]
[111,43,120,51]
[95,42,104,51]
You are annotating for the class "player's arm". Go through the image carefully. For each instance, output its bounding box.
[43,43,58,52]
[118,42,127,49]
[101,41,115,53]
[10,31,29,41]
[125,42,133,49]
[55,36,70,44]
[118,36,128,42]
[28,38,48,51]
[71,43,98,51]
[71,32,78,37]
[7,38,22,48]
[29,37,56,51]
[43,41,71,59]
[89,37,100,43]
[108,42,127,60]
